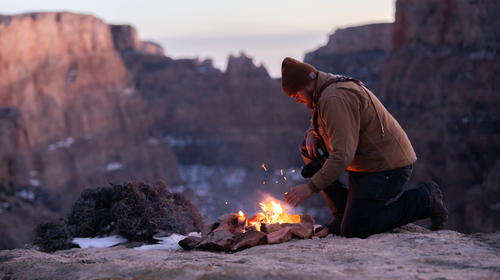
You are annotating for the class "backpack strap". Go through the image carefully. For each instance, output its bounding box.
[311,76,385,143]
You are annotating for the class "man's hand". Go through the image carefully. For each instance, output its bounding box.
[306,131,322,158]
[284,184,313,207]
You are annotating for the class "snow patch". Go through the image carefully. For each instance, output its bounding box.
[15,190,35,201]
[73,235,128,249]
[29,179,41,187]
[48,137,74,151]
[106,162,122,172]
[135,232,201,251]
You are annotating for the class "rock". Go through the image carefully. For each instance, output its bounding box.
[201,223,219,241]
[230,230,267,252]
[140,41,164,56]
[307,23,392,56]
[233,228,246,238]
[110,24,142,53]
[261,223,293,234]
[375,0,500,234]
[197,227,234,252]
[266,227,293,245]
[290,225,313,239]
[178,236,201,250]
[304,23,392,89]
[393,0,500,50]
[217,214,236,225]
[297,214,315,231]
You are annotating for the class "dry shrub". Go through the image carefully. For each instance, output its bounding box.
[34,180,204,252]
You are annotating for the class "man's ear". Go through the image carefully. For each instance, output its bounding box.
[307,79,316,90]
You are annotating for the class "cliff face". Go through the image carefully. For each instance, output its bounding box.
[0,12,179,249]
[304,23,392,89]
[303,0,500,233]
[122,52,310,168]
[376,0,500,233]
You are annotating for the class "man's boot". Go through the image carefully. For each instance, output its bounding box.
[424,181,448,231]
[314,217,342,237]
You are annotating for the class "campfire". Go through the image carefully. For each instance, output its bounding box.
[179,198,315,252]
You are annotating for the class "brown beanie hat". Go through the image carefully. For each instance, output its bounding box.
[281,57,318,96]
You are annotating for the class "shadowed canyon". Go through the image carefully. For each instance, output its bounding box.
[1,0,499,252]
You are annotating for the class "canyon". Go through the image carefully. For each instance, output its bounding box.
[1,0,499,251]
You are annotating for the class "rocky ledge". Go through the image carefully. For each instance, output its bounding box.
[0,225,498,279]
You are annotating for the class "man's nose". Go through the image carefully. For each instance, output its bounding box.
[295,97,300,103]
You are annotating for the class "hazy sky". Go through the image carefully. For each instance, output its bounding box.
[1,0,395,77]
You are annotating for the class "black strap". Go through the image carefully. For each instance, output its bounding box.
[311,76,385,142]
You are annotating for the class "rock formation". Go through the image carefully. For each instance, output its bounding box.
[110,24,164,55]
[304,23,392,89]
[304,0,500,234]
[121,51,310,168]
[376,0,500,233]
[0,12,179,249]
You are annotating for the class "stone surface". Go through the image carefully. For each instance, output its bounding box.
[197,227,234,252]
[266,227,293,244]
[261,223,293,234]
[178,236,201,250]
[290,224,313,239]
[201,222,219,241]
[1,226,499,280]
[229,230,267,252]
[298,213,315,231]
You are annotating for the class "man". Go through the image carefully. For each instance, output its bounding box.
[282,57,448,238]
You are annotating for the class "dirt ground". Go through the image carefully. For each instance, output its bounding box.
[1,225,499,280]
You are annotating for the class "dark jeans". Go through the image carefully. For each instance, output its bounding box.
[300,140,430,238]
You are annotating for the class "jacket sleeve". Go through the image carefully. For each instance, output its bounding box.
[307,95,360,192]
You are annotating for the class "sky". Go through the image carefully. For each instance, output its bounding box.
[1,0,395,77]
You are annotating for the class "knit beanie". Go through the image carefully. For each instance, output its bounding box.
[281,57,318,96]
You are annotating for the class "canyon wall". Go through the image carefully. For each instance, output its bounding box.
[304,23,392,89]
[0,13,179,249]
[377,0,500,232]
[121,51,310,168]
[306,0,500,233]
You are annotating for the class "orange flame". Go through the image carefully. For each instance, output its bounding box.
[258,200,292,224]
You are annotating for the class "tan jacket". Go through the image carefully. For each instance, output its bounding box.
[307,72,417,193]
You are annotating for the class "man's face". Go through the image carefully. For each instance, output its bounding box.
[292,86,313,109]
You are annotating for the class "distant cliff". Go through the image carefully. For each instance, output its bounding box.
[304,23,392,89]
[121,51,310,168]
[306,0,500,233]
[0,12,179,249]
[377,0,500,233]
